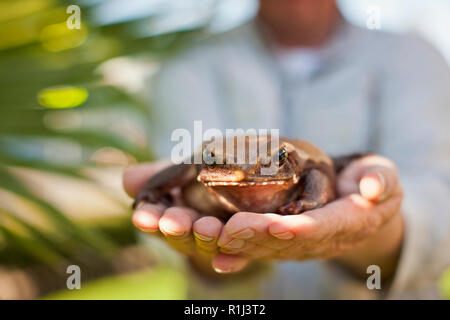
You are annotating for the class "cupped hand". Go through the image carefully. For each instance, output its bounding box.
[123,160,249,274]
[214,155,404,275]
[123,155,404,276]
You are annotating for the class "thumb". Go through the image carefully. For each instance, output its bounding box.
[359,166,397,202]
[123,160,171,197]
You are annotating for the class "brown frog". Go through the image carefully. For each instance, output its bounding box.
[133,136,361,220]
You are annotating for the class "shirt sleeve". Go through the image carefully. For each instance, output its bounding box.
[374,34,450,297]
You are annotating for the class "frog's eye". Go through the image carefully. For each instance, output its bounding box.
[273,146,288,167]
[203,149,216,165]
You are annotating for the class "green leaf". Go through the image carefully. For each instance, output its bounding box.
[0,214,63,267]
[37,86,89,109]
[44,267,188,300]
[0,167,117,256]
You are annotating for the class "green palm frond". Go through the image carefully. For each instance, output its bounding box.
[0,0,210,273]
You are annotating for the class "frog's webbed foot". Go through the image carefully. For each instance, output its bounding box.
[132,163,197,210]
[132,188,173,209]
[278,199,322,215]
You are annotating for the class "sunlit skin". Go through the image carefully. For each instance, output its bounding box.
[123,0,405,280]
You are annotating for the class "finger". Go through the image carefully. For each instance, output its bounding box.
[132,203,166,233]
[217,228,246,252]
[359,168,398,202]
[159,207,199,253]
[269,192,402,242]
[270,196,377,241]
[193,216,223,253]
[159,206,199,237]
[123,160,172,197]
[223,241,277,259]
[211,253,250,274]
[217,212,255,252]
[269,213,323,242]
[220,212,291,253]
[338,155,397,198]
[224,212,280,241]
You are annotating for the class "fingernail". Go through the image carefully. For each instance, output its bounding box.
[163,229,185,237]
[271,231,294,240]
[225,239,245,249]
[231,228,255,239]
[138,227,158,233]
[193,232,214,242]
[214,267,230,274]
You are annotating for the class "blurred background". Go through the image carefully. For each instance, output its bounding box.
[0,0,449,299]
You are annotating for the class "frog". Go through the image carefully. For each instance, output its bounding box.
[132,135,362,220]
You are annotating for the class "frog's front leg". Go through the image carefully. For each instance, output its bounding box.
[132,163,198,209]
[278,169,335,215]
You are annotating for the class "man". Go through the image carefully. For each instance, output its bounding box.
[123,0,450,299]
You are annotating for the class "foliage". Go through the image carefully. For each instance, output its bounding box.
[44,267,187,300]
[0,0,210,274]
[440,269,450,299]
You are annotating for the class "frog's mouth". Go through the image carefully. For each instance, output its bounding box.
[198,168,299,187]
[197,169,300,214]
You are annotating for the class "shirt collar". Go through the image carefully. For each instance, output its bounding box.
[239,18,360,79]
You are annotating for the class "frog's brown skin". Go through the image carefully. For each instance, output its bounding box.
[133,136,361,220]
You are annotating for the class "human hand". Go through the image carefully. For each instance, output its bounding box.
[123,161,250,275]
[213,155,404,276]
